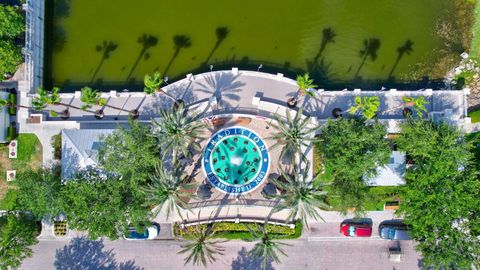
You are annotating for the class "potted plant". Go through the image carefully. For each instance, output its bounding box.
[130,109,139,119]
[54,221,68,237]
[402,107,412,118]
[95,109,104,119]
[332,108,343,118]
[348,96,380,119]
[33,87,88,117]
[60,109,70,120]
[144,72,184,108]
[81,86,140,118]
[401,96,429,118]
[287,73,317,107]
[287,97,297,108]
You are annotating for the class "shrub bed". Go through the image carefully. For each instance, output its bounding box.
[50,132,61,160]
[174,221,302,240]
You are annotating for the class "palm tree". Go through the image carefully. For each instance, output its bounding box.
[143,72,177,102]
[271,160,330,227]
[141,163,197,220]
[402,96,429,117]
[267,108,319,163]
[151,103,206,163]
[347,96,380,119]
[0,98,30,110]
[178,222,226,267]
[80,86,105,110]
[247,222,289,269]
[80,86,139,118]
[296,73,317,97]
[32,87,85,117]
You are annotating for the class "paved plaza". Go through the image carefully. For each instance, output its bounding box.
[22,222,421,270]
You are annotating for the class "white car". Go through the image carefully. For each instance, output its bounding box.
[124,224,159,240]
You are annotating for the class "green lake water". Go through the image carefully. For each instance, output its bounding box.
[45,0,452,90]
[211,137,261,186]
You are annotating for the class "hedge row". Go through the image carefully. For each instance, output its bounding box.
[174,221,302,240]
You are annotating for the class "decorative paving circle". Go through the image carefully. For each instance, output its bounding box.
[203,127,270,194]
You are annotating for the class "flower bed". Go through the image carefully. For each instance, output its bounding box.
[54,221,68,237]
[174,221,302,240]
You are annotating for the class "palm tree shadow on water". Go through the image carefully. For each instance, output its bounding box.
[354,38,381,79]
[90,41,118,84]
[163,35,192,76]
[204,26,231,65]
[313,27,336,64]
[388,39,414,81]
[125,34,159,82]
[54,236,143,270]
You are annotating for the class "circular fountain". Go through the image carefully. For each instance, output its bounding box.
[203,127,270,194]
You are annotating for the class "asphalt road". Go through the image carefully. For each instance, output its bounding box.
[21,223,421,270]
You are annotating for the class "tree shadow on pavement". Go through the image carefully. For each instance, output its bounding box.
[231,247,275,270]
[54,236,144,270]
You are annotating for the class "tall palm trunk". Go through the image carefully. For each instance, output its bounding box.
[55,102,96,114]
[157,88,177,102]
[103,103,133,113]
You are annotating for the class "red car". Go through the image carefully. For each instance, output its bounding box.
[340,222,372,237]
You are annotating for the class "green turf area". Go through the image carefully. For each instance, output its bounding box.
[468,109,480,123]
[46,0,454,90]
[16,134,41,162]
[470,0,480,59]
[0,134,42,210]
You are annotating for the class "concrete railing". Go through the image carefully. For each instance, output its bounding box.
[179,217,295,229]
[23,0,44,94]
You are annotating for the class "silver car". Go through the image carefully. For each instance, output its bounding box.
[379,220,411,240]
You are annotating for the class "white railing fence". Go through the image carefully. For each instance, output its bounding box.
[23,0,44,94]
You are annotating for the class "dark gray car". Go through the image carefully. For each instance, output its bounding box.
[379,220,411,240]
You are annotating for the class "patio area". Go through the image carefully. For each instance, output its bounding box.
[19,69,468,124]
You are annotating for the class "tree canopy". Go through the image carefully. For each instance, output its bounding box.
[396,119,480,269]
[0,5,24,76]
[0,213,39,270]
[13,167,63,221]
[0,5,25,38]
[60,168,151,240]
[98,119,160,183]
[0,39,22,75]
[317,118,390,212]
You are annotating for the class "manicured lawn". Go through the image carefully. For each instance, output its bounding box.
[313,142,334,184]
[470,0,480,59]
[0,134,42,209]
[468,109,480,123]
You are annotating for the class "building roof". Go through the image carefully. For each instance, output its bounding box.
[365,151,406,186]
[61,129,114,179]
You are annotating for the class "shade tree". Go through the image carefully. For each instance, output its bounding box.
[317,118,390,213]
[396,119,480,269]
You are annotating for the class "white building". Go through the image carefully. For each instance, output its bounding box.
[61,129,114,179]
